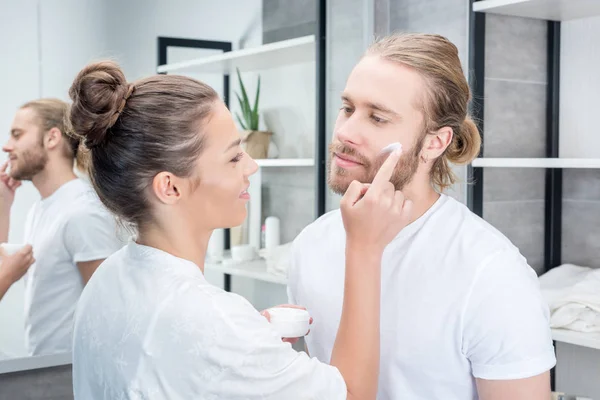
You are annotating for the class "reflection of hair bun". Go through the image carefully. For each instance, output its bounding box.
[68,61,133,148]
[446,117,481,165]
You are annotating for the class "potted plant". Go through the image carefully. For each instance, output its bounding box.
[235,68,272,159]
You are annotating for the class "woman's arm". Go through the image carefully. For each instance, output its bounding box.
[331,148,411,399]
[0,245,35,301]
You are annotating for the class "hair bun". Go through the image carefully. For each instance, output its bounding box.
[446,117,482,165]
[68,61,130,148]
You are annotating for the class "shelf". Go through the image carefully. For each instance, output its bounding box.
[473,0,600,21]
[157,35,315,74]
[205,258,287,285]
[256,158,314,167]
[471,158,600,169]
[552,329,600,350]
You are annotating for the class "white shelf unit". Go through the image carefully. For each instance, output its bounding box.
[552,329,600,351]
[205,258,287,285]
[471,158,600,169]
[473,0,600,21]
[157,35,315,74]
[162,36,319,277]
[256,158,314,167]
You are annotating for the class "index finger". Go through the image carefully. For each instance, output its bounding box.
[371,148,402,188]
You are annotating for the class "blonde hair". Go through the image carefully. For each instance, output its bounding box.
[20,98,87,171]
[366,33,481,191]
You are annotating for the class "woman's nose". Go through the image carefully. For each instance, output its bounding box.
[245,154,259,177]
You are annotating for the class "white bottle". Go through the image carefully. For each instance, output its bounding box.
[264,216,280,250]
[207,229,224,261]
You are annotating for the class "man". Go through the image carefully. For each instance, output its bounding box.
[287,34,555,399]
[1,98,123,356]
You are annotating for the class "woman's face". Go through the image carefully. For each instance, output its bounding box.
[188,100,258,229]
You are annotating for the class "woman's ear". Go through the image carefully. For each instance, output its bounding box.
[152,172,182,205]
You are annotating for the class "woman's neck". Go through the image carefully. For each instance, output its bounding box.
[137,221,212,273]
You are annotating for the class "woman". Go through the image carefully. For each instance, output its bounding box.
[68,61,411,399]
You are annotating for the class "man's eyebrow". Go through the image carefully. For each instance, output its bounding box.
[341,93,401,119]
[367,102,402,119]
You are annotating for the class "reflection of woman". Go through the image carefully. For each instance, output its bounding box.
[69,61,410,399]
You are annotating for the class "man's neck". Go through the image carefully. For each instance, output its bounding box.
[31,161,77,199]
[402,177,441,225]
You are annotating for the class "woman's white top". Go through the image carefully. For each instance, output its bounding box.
[72,242,346,399]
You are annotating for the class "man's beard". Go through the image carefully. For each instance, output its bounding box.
[10,147,48,181]
[327,136,424,195]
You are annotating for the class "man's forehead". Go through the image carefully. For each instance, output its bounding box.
[345,56,425,110]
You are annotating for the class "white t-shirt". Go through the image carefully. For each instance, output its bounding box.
[72,242,347,400]
[288,194,556,400]
[22,179,123,356]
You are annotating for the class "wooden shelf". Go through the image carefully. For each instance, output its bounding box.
[205,258,287,285]
[552,329,600,350]
[157,35,315,74]
[471,158,600,169]
[256,158,314,167]
[473,0,600,21]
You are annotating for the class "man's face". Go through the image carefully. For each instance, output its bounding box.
[329,55,427,195]
[3,108,48,181]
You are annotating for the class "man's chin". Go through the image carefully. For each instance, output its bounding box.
[327,174,354,195]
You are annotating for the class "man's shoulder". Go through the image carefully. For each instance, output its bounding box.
[439,196,518,254]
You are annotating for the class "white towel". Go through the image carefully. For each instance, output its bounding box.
[539,264,600,332]
[259,242,293,278]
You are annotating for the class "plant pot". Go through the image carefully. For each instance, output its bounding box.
[241,130,272,159]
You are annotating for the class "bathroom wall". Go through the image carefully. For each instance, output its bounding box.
[481,14,548,274]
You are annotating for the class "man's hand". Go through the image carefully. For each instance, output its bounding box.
[0,161,21,210]
[261,304,313,345]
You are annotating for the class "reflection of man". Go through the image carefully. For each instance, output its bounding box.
[288,34,555,399]
[1,99,123,356]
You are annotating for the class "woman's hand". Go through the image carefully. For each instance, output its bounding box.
[261,304,313,344]
[0,245,35,285]
[340,148,412,253]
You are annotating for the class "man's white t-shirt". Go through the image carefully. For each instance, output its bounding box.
[73,242,347,399]
[288,194,556,400]
[22,179,123,356]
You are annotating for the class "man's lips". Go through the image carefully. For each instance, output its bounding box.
[334,153,363,168]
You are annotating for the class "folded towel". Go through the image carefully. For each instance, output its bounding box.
[539,264,600,332]
[259,242,293,278]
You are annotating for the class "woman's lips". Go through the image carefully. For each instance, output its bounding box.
[240,189,250,200]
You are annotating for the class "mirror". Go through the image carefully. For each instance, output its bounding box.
[0,0,277,368]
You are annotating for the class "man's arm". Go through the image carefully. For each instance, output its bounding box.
[476,372,551,400]
[77,259,104,285]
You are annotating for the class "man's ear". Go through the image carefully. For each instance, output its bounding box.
[421,127,453,162]
[44,127,63,151]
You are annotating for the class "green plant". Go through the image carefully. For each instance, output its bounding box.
[235,67,261,131]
